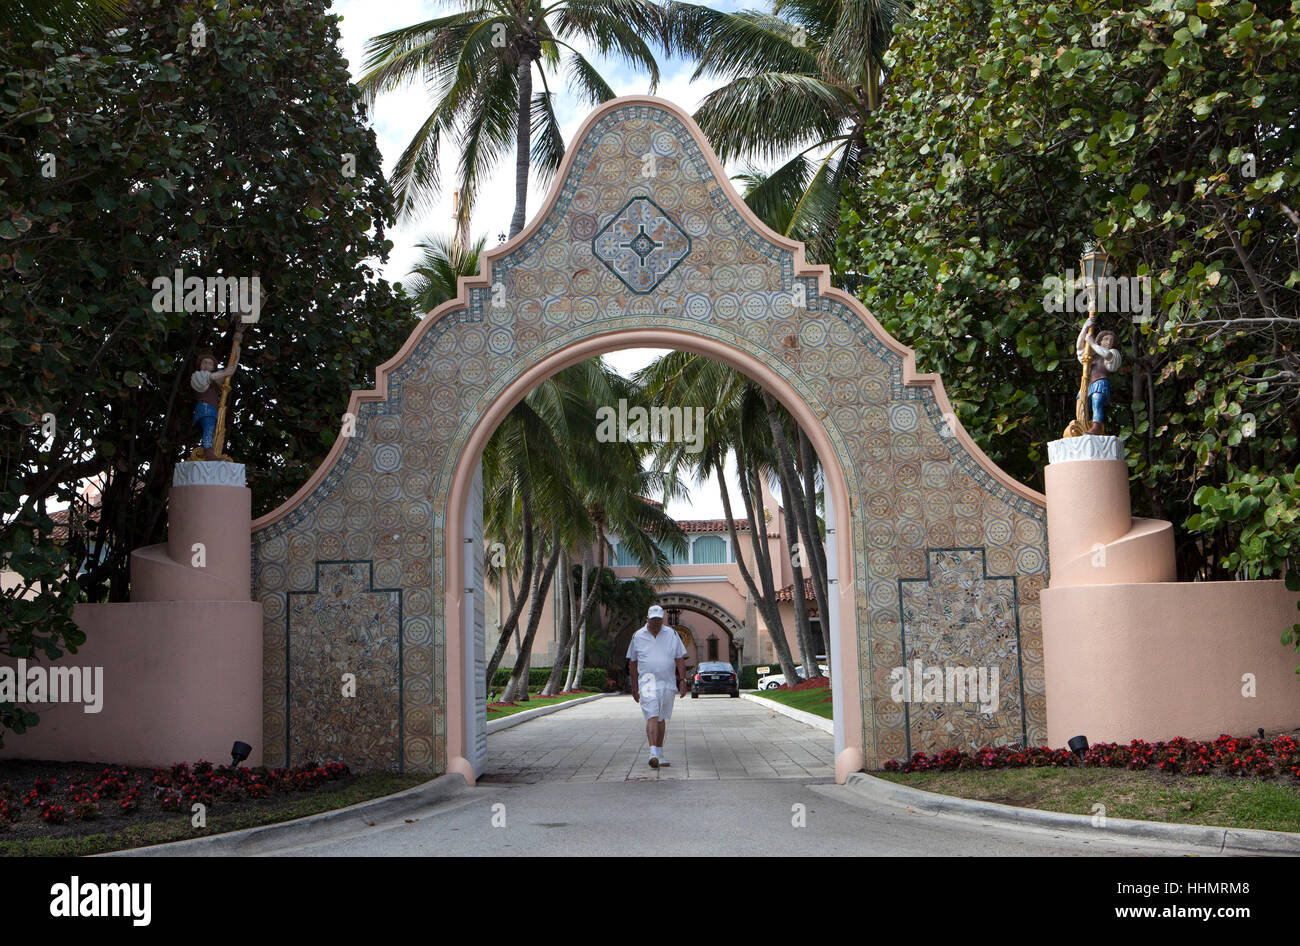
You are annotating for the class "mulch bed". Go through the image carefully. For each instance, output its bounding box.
[776,676,831,692]
[770,676,833,701]
[0,758,354,843]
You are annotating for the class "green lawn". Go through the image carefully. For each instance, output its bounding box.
[749,683,832,719]
[876,767,1300,834]
[486,690,592,721]
[0,771,428,857]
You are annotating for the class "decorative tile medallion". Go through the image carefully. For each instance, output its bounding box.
[250,99,1050,774]
[592,196,691,293]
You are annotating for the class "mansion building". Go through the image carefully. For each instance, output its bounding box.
[488,479,822,676]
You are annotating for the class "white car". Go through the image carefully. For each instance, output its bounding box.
[757,664,828,690]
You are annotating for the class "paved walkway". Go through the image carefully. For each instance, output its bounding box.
[479,693,835,783]
[245,693,1222,856]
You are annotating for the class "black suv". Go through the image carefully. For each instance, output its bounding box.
[691,661,739,698]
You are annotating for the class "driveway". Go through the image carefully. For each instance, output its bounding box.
[479,692,834,782]
[250,695,1220,856]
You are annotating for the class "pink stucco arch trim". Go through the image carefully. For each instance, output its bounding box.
[250,94,1043,534]
[441,328,862,783]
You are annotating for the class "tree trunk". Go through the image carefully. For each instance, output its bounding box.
[716,454,798,684]
[798,427,833,675]
[501,530,548,702]
[548,533,605,693]
[502,540,561,702]
[762,390,819,678]
[484,489,534,687]
[564,551,591,691]
[572,605,588,691]
[735,444,800,683]
[540,548,573,696]
[508,52,533,239]
[563,556,581,689]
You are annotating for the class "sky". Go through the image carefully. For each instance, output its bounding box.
[329,0,762,520]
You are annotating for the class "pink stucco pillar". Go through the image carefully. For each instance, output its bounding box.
[1044,436,1174,587]
[131,464,252,601]
[1041,437,1300,746]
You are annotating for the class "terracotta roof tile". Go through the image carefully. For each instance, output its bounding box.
[775,577,817,602]
[676,519,750,533]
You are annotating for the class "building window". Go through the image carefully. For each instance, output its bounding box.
[691,535,729,564]
[609,541,637,567]
[657,538,690,565]
[707,637,719,661]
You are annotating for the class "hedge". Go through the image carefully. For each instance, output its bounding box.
[489,667,615,692]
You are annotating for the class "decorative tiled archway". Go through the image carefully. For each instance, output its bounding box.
[250,96,1048,780]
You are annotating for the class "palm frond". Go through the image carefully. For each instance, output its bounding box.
[694,72,849,163]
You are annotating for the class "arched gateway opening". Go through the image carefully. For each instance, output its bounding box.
[249,97,1049,784]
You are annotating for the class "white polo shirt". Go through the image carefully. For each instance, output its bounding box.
[626,625,686,687]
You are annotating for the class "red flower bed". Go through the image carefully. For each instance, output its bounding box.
[883,734,1300,780]
[0,759,351,830]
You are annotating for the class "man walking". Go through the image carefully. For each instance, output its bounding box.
[626,605,688,768]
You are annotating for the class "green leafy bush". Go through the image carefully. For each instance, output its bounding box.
[488,667,614,692]
[840,0,1300,583]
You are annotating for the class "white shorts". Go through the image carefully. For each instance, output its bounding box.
[639,677,676,722]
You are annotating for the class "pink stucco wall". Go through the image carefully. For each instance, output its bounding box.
[1,479,264,768]
[1043,580,1300,745]
[0,600,264,767]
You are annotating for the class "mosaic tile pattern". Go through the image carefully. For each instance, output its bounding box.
[250,101,1049,772]
[593,196,691,292]
[899,549,1026,755]
[286,561,402,768]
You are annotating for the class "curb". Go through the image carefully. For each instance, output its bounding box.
[487,692,608,734]
[741,692,833,734]
[845,772,1300,856]
[106,772,475,857]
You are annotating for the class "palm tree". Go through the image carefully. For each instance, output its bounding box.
[484,357,686,701]
[404,233,487,312]
[666,0,907,267]
[359,0,669,238]
[636,352,819,684]
[1,0,123,45]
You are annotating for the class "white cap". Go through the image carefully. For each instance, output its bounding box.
[646,605,665,620]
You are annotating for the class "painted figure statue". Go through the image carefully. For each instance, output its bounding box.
[189,327,243,461]
[1069,316,1122,436]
